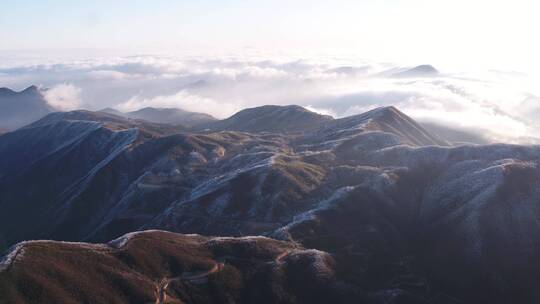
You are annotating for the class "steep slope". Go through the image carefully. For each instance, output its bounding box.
[201,105,334,133]
[296,106,448,152]
[0,111,185,245]
[336,106,448,146]
[276,141,540,303]
[0,123,138,245]
[0,109,325,245]
[0,106,446,246]
[0,106,448,246]
[4,105,540,302]
[0,86,54,130]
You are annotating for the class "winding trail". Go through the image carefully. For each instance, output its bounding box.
[154,262,225,304]
[154,250,291,303]
[175,262,224,282]
[275,250,291,264]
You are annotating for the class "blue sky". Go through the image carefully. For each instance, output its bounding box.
[2,0,539,71]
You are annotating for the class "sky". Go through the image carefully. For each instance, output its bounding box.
[1,1,540,143]
[2,0,540,71]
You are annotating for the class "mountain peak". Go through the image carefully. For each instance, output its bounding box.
[0,87,17,96]
[0,86,41,97]
[411,64,438,73]
[363,105,400,117]
[325,105,448,146]
[202,105,334,133]
[21,85,39,94]
[393,64,439,78]
[364,105,448,145]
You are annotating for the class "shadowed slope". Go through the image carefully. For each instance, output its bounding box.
[0,86,54,130]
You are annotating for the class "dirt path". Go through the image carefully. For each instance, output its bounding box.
[154,262,225,304]
[175,262,224,281]
[154,250,291,303]
[275,250,290,264]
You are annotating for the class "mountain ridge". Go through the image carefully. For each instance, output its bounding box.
[2,104,540,302]
[200,104,334,133]
[0,85,54,130]
[100,106,217,127]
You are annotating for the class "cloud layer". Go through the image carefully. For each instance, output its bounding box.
[1,54,539,143]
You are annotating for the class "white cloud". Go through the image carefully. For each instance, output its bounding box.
[86,70,133,80]
[3,53,540,143]
[43,83,82,111]
[116,90,241,119]
[304,105,336,117]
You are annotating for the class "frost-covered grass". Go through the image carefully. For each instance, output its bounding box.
[0,240,108,272]
[274,186,356,239]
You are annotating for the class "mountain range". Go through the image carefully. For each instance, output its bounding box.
[0,85,217,132]
[1,101,540,303]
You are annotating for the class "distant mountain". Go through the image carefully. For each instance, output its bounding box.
[100,107,217,127]
[99,107,124,116]
[0,86,54,130]
[27,110,185,136]
[392,64,439,78]
[3,105,540,302]
[201,105,333,133]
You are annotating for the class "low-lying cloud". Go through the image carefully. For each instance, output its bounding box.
[1,53,539,143]
[43,83,82,111]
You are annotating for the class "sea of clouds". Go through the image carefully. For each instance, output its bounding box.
[1,53,539,143]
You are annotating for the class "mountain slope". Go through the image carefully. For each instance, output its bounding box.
[296,106,448,152]
[1,106,445,245]
[201,105,334,133]
[0,231,350,304]
[3,105,540,302]
[0,86,54,130]
[0,111,186,245]
[275,142,540,303]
